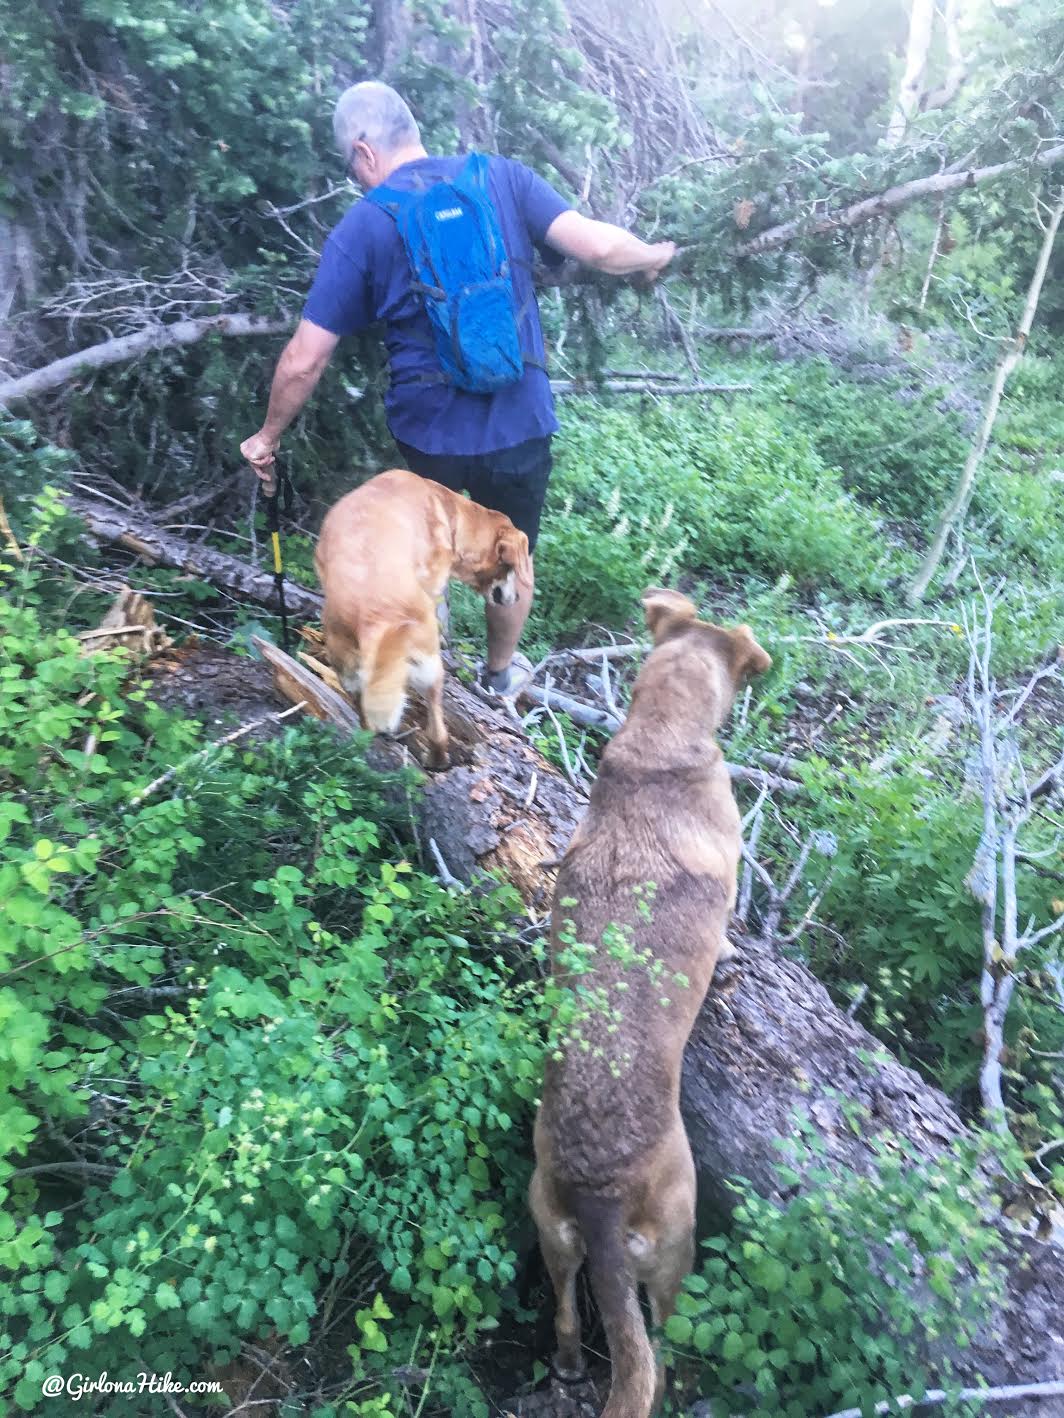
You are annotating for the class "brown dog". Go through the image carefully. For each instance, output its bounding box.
[314,469,531,767]
[529,589,771,1418]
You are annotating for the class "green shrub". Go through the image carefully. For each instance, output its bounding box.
[768,754,1063,1142]
[509,397,892,649]
[0,576,545,1414]
[665,1124,1007,1418]
[775,358,971,524]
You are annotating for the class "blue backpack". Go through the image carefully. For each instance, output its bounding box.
[364,152,530,394]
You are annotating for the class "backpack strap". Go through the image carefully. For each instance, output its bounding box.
[365,156,548,386]
[455,154,548,373]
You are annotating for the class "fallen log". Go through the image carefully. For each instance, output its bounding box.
[67,493,324,620]
[550,378,753,397]
[0,313,290,405]
[258,640,583,906]
[680,929,1063,1398]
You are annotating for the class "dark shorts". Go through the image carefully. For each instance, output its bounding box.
[396,435,552,553]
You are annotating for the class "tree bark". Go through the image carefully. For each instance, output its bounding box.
[907,190,1064,604]
[139,602,1064,1406]
[371,0,411,76]
[0,313,290,405]
[924,0,967,111]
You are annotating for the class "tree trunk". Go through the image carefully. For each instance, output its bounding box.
[924,0,967,111]
[907,190,1064,604]
[371,0,411,76]
[886,0,935,146]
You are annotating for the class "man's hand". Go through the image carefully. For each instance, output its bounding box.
[642,240,677,283]
[240,320,339,494]
[240,431,279,493]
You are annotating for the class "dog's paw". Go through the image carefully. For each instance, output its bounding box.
[549,1355,589,1387]
[425,745,450,771]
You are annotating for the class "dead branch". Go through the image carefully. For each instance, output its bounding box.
[0,312,291,404]
[655,286,700,375]
[909,191,1064,602]
[964,593,1064,1134]
[66,494,324,620]
[126,702,307,810]
[521,681,623,734]
[821,1378,1064,1418]
[549,378,753,396]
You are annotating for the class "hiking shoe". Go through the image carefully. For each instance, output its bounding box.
[480,652,533,697]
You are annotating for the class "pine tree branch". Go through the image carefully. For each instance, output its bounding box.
[737,143,1064,260]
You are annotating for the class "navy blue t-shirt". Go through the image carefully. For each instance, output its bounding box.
[303,155,571,455]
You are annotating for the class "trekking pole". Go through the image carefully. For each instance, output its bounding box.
[263,461,295,654]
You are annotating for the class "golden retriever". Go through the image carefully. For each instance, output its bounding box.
[315,468,531,767]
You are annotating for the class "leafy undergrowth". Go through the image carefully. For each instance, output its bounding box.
[0,582,552,1415]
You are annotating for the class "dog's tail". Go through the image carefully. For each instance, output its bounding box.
[570,1190,657,1418]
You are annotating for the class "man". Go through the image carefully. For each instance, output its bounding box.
[241,81,674,694]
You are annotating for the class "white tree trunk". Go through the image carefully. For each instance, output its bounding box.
[925,0,967,110]
[917,202,945,312]
[907,190,1064,604]
[886,0,935,146]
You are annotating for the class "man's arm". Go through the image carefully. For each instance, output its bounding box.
[240,319,339,485]
[543,210,675,279]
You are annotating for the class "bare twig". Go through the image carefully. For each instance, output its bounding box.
[964,592,1064,1133]
[10,1160,118,1180]
[538,678,588,794]
[820,1378,1064,1418]
[126,702,306,810]
[265,185,351,217]
[428,837,465,891]
[909,190,1064,602]
[739,142,1064,261]
[520,682,623,734]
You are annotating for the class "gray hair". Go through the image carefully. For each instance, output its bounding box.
[333,81,420,158]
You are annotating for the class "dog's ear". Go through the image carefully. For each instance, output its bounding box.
[727,624,772,683]
[496,528,532,586]
[642,587,697,643]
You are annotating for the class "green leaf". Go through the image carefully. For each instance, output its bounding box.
[664,1314,692,1345]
